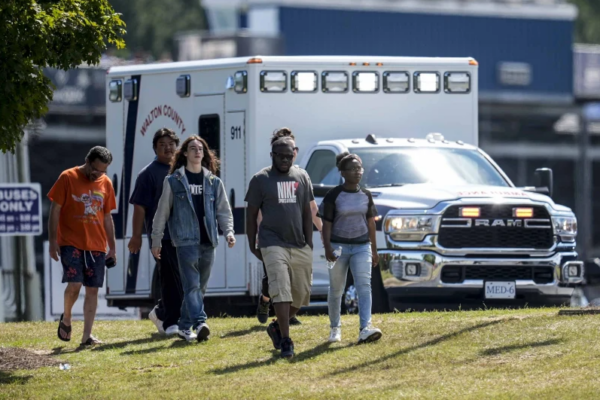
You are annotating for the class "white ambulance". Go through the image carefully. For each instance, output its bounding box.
[105,56,582,312]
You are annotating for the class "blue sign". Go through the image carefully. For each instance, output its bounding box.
[0,183,43,236]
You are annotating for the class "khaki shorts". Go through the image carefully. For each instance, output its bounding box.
[261,245,313,309]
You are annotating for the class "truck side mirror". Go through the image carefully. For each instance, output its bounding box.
[534,168,553,198]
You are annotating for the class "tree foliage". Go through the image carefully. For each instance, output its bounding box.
[109,0,207,59]
[568,0,600,44]
[0,0,125,153]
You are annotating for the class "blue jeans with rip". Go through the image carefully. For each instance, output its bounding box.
[328,243,373,330]
[175,244,215,330]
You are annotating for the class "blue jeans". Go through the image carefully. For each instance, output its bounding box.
[328,243,373,330]
[176,244,215,330]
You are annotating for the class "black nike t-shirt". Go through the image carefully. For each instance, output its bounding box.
[185,169,211,244]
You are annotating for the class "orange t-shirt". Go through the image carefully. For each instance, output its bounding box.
[47,167,117,252]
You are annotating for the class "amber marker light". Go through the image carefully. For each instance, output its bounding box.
[349,62,357,66]
[513,208,533,218]
[460,207,481,218]
[247,58,263,64]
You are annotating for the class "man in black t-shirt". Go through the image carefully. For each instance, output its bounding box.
[129,128,181,336]
[245,138,315,359]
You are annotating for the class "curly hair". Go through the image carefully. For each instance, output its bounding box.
[336,151,362,171]
[169,135,220,175]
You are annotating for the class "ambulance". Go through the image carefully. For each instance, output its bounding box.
[105,56,582,312]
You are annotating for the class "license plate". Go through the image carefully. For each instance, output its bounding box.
[484,281,516,299]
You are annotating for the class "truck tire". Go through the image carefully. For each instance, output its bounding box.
[371,265,390,313]
[341,271,358,314]
[340,266,391,314]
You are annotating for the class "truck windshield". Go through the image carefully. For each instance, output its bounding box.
[348,147,510,188]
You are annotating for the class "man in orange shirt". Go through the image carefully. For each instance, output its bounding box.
[48,146,117,346]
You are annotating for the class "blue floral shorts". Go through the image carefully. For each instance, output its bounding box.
[60,246,105,288]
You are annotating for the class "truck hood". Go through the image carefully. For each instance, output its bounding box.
[368,184,573,213]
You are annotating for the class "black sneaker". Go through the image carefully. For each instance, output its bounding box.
[257,296,270,324]
[266,320,282,350]
[289,316,301,326]
[280,337,295,359]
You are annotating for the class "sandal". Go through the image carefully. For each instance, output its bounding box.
[80,335,103,347]
[57,314,71,342]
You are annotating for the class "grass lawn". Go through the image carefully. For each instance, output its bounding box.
[1,308,599,399]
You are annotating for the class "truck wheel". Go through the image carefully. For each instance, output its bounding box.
[341,270,358,314]
[343,285,359,314]
[371,265,390,313]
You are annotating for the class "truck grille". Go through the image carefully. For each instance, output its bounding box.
[441,265,554,284]
[438,204,554,249]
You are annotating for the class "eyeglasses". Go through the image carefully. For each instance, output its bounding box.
[344,167,364,173]
[88,165,107,176]
[272,152,294,161]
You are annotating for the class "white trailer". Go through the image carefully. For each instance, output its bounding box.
[104,55,481,309]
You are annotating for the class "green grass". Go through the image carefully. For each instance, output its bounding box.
[1,308,600,399]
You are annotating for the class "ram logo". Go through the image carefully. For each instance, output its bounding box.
[474,219,523,227]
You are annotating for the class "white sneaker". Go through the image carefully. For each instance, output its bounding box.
[148,307,165,335]
[178,329,197,342]
[196,323,210,342]
[358,326,382,344]
[165,325,179,336]
[328,327,342,343]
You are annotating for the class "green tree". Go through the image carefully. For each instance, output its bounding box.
[0,0,125,153]
[109,0,207,60]
[569,0,600,44]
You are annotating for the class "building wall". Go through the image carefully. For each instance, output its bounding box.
[277,6,573,100]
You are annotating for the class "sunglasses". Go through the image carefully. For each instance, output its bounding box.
[272,152,294,161]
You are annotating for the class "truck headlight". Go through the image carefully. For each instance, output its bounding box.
[552,216,577,242]
[384,215,440,241]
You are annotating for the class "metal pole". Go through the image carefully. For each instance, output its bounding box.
[16,130,43,321]
[578,110,592,263]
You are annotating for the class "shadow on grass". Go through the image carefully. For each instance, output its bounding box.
[330,319,505,376]
[119,336,212,356]
[89,333,171,352]
[210,342,354,375]
[480,338,564,356]
[0,371,33,386]
[51,346,86,355]
[219,325,265,339]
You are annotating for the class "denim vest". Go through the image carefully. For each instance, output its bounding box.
[166,168,220,248]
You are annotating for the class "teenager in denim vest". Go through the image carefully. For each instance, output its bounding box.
[152,136,235,342]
